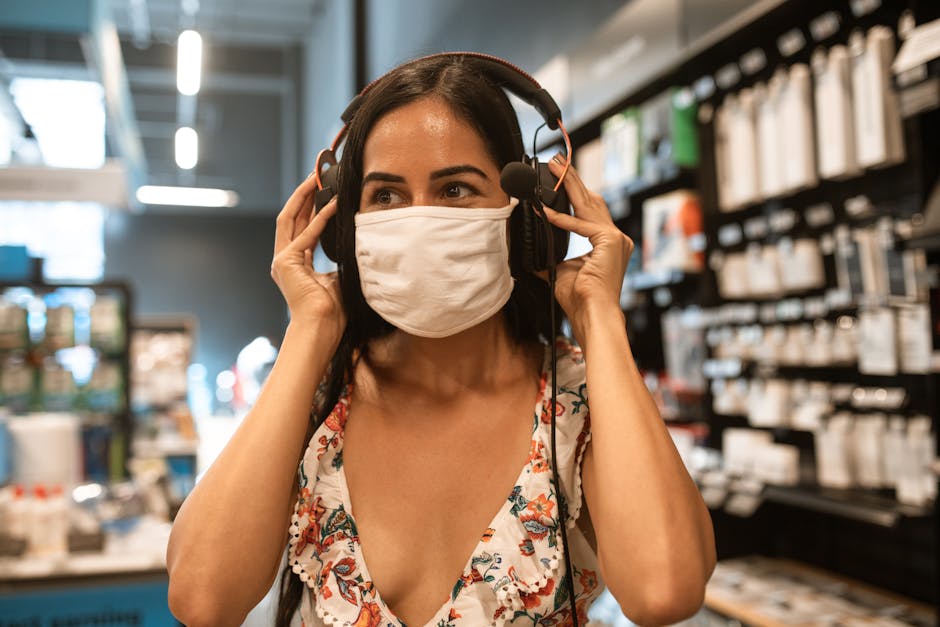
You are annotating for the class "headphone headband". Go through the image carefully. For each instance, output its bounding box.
[340,52,562,131]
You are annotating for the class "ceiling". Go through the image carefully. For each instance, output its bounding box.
[109,0,325,47]
[0,0,329,213]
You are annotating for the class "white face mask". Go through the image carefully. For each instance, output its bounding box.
[354,198,518,338]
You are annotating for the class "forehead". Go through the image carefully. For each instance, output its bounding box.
[362,97,495,172]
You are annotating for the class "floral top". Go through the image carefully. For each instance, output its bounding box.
[288,338,603,626]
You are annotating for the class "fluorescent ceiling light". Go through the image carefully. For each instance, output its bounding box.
[136,185,239,208]
[175,126,198,169]
[177,30,203,95]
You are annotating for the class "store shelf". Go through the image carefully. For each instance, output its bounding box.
[763,484,935,528]
[601,166,698,206]
[627,269,698,291]
[904,230,940,252]
[705,556,938,626]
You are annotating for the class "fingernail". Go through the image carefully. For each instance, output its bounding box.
[552,152,565,164]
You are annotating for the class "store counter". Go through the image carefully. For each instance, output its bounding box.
[0,517,175,626]
[705,556,937,626]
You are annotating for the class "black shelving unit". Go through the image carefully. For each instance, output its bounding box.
[551,0,940,611]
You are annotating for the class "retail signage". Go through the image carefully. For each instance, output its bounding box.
[0,578,175,626]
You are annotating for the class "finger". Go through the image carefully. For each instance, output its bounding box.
[274,173,320,256]
[548,158,615,229]
[548,156,594,211]
[543,205,606,240]
[286,196,338,256]
[293,197,315,244]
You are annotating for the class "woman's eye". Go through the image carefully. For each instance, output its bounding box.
[374,189,401,205]
[444,183,473,199]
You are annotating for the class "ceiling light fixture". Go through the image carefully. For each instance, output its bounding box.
[136,185,239,208]
[177,30,203,96]
[175,126,198,169]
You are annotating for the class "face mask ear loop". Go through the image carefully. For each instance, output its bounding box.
[540,202,580,627]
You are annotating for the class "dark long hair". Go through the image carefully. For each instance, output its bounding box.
[275,54,561,626]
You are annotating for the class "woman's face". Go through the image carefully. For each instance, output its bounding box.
[358,96,511,213]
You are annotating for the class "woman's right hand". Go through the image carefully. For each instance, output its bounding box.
[270,175,346,341]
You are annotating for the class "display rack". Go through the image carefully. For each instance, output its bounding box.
[0,280,134,482]
[549,0,940,610]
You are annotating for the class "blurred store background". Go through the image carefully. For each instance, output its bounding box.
[0,0,939,625]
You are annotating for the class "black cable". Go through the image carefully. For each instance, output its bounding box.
[540,193,580,627]
[533,122,547,159]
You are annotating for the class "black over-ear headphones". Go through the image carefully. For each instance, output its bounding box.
[312,51,573,274]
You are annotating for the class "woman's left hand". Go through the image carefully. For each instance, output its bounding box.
[544,154,634,341]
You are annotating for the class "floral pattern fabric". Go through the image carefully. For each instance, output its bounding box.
[288,338,602,626]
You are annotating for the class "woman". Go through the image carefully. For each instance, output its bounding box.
[166,54,716,627]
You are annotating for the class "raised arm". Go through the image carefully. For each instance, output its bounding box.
[544,154,717,626]
[166,180,345,627]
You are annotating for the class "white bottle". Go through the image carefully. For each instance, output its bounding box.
[47,484,69,556]
[30,484,51,555]
[7,485,29,544]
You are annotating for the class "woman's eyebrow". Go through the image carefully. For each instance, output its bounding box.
[362,172,405,186]
[429,165,488,180]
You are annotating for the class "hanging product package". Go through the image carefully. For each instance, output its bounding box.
[724,89,761,210]
[851,27,906,169]
[776,237,825,293]
[813,45,861,180]
[857,307,898,375]
[601,107,641,190]
[756,76,786,199]
[641,190,705,274]
[780,64,818,193]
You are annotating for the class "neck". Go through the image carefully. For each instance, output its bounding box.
[365,314,540,397]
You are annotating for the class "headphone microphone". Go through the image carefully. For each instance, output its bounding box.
[499,161,540,201]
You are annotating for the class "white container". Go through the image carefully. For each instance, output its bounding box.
[8,413,82,490]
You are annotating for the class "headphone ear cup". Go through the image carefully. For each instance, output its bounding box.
[518,161,571,273]
[520,197,540,274]
[536,161,571,266]
[316,166,339,262]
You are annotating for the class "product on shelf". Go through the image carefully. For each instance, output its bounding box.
[90,295,126,354]
[85,359,124,412]
[850,26,906,169]
[6,413,82,489]
[42,303,75,351]
[0,354,34,413]
[813,45,861,180]
[600,107,640,190]
[661,307,706,393]
[41,357,78,412]
[780,63,818,193]
[0,302,28,351]
[641,189,704,274]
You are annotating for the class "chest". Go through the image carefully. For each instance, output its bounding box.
[340,386,542,624]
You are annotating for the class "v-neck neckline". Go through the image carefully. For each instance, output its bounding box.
[333,344,552,627]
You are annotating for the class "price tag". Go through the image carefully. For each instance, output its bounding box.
[777,28,807,57]
[716,63,742,90]
[693,75,717,101]
[810,11,841,42]
[744,216,769,240]
[805,203,835,228]
[718,223,744,247]
[740,48,767,76]
[769,209,797,233]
